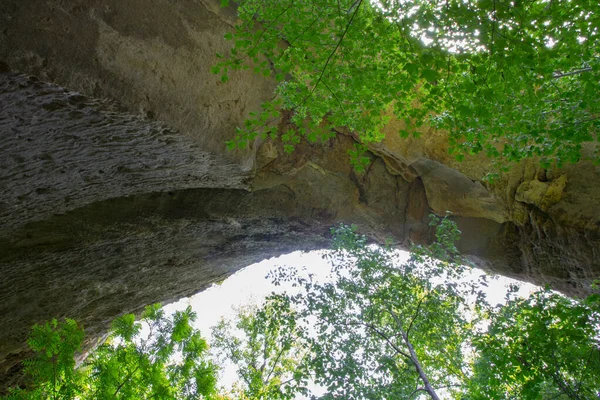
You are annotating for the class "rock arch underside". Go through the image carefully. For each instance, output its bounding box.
[1,0,599,390]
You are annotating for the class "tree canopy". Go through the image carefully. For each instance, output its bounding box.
[268,219,475,399]
[214,0,599,172]
[469,289,600,399]
[262,219,600,399]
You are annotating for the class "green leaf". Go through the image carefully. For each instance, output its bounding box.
[421,69,439,82]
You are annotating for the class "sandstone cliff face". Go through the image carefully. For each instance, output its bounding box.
[0,0,599,391]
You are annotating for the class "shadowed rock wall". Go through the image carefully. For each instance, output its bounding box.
[1,0,599,392]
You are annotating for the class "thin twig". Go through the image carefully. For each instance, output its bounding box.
[552,67,593,78]
[298,0,364,107]
[406,294,427,338]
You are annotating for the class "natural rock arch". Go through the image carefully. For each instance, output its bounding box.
[1,0,599,390]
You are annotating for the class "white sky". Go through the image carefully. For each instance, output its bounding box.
[162,249,538,395]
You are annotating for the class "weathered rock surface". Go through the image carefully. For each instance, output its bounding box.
[0,0,274,167]
[1,0,599,392]
[0,73,249,233]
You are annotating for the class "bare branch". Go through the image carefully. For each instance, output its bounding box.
[408,387,427,399]
[553,67,593,78]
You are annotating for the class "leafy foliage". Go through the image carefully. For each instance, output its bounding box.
[15,318,86,399]
[469,289,600,399]
[4,305,218,400]
[214,0,600,170]
[266,218,600,399]
[268,220,481,399]
[211,296,309,399]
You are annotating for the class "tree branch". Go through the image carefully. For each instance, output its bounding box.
[552,67,593,78]
[339,319,411,359]
[235,0,296,64]
[265,345,287,383]
[298,0,364,107]
[408,387,427,399]
[113,365,140,397]
[406,293,427,338]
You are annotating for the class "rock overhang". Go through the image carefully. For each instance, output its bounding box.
[1,0,599,392]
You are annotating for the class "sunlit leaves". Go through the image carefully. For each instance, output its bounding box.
[5,305,218,400]
[215,0,600,168]
[11,319,86,399]
[265,217,600,399]
[469,289,600,399]
[211,297,309,399]
[267,217,477,399]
